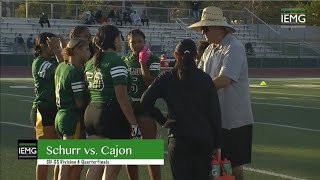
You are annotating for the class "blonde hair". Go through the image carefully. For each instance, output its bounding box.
[62,39,88,60]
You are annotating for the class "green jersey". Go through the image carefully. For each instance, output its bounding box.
[85,52,131,104]
[54,62,86,111]
[31,57,57,108]
[123,54,160,99]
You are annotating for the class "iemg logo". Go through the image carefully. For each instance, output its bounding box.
[281,8,306,28]
[18,140,37,159]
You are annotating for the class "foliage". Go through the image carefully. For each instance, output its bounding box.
[14,0,110,19]
[14,3,26,18]
[60,0,76,19]
[15,0,51,19]
[304,1,320,26]
[144,1,182,22]
[251,0,320,25]
[202,1,251,10]
[12,0,320,25]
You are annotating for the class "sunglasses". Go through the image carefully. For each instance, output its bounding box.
[201,26,210,33]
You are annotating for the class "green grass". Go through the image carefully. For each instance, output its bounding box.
[1,78,320,180]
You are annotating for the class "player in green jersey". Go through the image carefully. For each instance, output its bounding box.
[84,25,141,180]
[30,32,64,180]
[67,25,94,141]
[123,29,161,180]
[54,38,90,180]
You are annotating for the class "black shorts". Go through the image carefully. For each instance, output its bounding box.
[221,124,253,167]
[30,103,57,138]
[30,103,57,127]
[84,101,131,139]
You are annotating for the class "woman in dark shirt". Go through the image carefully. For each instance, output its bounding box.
[141,39,221,180]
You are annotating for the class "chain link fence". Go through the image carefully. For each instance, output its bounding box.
[1,1,194,23]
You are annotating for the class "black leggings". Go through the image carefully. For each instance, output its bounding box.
[141,19,149,26]
[168,137,212,180]
[39,20,50,28]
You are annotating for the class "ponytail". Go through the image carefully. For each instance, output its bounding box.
[174,39,198,80]
[91,25,122,69]
[33,32,56,58]
[176,51,197,80]
[89,41,98,58]
[33,45,41,57]
[94,49,103,69]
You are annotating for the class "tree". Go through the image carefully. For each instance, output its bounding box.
[252,1,281,24]
[15,0,51,18]
[15,3,27,18]
[304,1,320,26]
[143,1,181,22]
[60,0,76,19]
[80,0,108,13]
[15,0,79,19]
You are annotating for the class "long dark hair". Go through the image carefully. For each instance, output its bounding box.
[69,25,90,39]
[69,25,97,58]
[174,39,197,80]
[92,25,121,69]
[33,32,56,58]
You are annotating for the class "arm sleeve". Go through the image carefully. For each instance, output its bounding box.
[70,69,86,100]
[208,81,222,149]
[110,58,128,86]
[219,45,245,82]
[38,61,56,79]
[141,74,166,125]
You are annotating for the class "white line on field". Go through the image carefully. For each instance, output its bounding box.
[275,97,292,100]
[249,78,320,81]
[21,100,33,102]
[160,114,319,132]
[255,122,320,132]
[0,78,33,81]
[0,93,34,98]
[244,167,307,180]
[0,120,313,179]
[9,85,34,89]
[252,102,320,110]
[251,91,320,98]
[165,150,307,180]
[2,92,319,129]
[251,97,266,100]
[0,121,33,128]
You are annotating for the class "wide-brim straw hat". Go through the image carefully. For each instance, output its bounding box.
[188,6,236,33]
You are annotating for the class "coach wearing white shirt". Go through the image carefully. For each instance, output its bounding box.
[189,6,254,180]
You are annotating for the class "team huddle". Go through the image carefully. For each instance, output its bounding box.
[30,6,253,180]
[31,25,163,180]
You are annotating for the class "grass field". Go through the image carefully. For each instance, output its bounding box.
[1,78,320,180]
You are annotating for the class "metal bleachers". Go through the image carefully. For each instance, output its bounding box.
[1,17,283,57]
[0,17,190,56]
